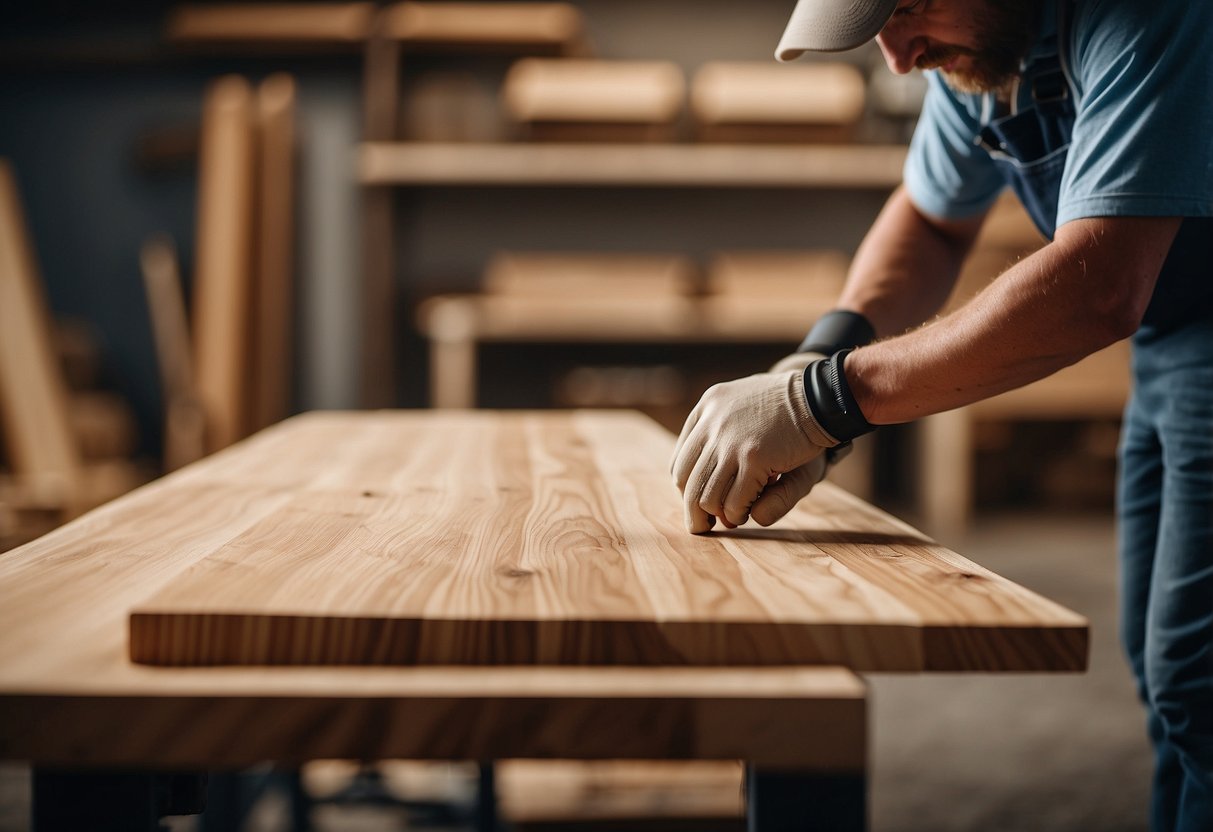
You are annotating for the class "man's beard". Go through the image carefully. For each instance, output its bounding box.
[918,0,1044,95]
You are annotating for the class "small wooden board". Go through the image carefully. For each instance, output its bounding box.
[192,75,256,453]
[498,761,744,829]
[127,411,1087,671]
[503,60,685,141]
[691,62,865,143]
[166,3,374,47]
[385,2,587,54]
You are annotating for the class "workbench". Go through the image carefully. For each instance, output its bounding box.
[0,410,1088,830]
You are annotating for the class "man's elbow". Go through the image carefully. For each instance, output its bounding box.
[1090,276,1152,345]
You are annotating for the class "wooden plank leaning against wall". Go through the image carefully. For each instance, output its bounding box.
[0,162,147,549]
[148,72,297,468]
[0,161,84,515]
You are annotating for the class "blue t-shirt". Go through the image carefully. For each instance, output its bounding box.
[905,0,1213,228]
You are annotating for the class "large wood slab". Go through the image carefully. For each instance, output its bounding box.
[119,411,1085,671]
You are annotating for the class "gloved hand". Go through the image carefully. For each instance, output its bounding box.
[671,369,838,533]
[755,350,831,524]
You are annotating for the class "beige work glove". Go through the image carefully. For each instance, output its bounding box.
[756,350,833,524]
[671,369,837,534]
[768,350,826,375]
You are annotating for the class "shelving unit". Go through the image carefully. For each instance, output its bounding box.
[356,2,908,410]
[359,141,906,188]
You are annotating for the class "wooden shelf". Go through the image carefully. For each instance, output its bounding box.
[166,3,375,47]
[360,142,907,188]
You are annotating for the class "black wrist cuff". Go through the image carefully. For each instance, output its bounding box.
[802,349,875,443]
[797,310,876,356]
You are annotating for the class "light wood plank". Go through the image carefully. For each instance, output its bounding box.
[503,60,684,123]
[166,3,374,46]
[0,160,84,512]
[250,73,298,431]
[359,142,908,188]
[484,252,699,298]
[692,62,864,144]
[140,236,208,472]
[193,75,256,452]
[498,761,744,827]
[417,294,829,345]
[384,2,587,54]
[122,411,1086,671]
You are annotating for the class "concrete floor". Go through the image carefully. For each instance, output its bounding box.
[0,511,1151,831]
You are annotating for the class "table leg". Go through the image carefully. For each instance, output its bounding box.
[476,761,498,832]
[745,765,865,832]
[32,768,206,832]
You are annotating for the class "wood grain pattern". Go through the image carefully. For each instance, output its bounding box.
[123,412,1087,671]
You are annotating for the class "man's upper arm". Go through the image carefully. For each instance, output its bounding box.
[903,72,1005,222]
[1058,0,1213,224]
[1052,214,1183,338]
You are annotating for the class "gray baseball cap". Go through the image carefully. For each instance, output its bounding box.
[776,0,898,61]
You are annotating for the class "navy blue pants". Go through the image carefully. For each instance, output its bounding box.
[1118,320,1213,832]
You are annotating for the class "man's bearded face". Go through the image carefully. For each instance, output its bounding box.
[929,1,1042,94]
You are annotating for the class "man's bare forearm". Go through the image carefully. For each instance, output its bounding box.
[837,186,984,338]
[845,215,1180,425]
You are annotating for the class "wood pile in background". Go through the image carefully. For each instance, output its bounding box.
[691,62,866,143]
[502,59,686,142]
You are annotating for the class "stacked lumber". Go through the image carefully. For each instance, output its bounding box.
[502,60,686,142]
[691,62,866,143]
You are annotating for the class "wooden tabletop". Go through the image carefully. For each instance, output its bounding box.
[0,410,1085,766]
[2,411,1086,677]
[45,410,1085,671]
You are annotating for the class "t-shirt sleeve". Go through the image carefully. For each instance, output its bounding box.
[903,71,1005,221]
[1057,0,1213,225]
